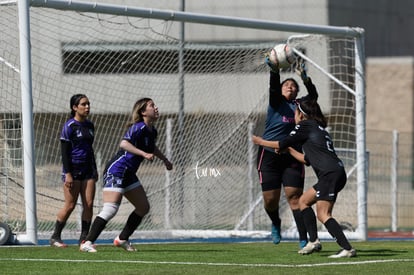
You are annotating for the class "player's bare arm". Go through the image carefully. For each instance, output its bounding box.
[154,146,173,170]
[251,135,280,151]
[287,147,306,164]
[120,139,154,161]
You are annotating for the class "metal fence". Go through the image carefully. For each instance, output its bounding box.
[367,129,414,230]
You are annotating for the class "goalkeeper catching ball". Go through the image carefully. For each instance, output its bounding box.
[255,55,318,249]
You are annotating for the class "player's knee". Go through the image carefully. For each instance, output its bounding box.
[284,187,303,201]
[287,195,301,208]
[316,212,330,224]
[263,199,279,210]
[143,202,150,215]
[263,193,279,207]
[298,196,307,209]
[137,201,150,216]
[64,202,77,213]
[97,202,120,221]
[83,200,94,211]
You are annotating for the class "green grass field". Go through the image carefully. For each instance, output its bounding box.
[1,241,414,274]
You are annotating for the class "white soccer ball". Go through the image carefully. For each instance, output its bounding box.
[269,43,296,69]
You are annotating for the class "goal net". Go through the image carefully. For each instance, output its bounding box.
[0,0,366,244]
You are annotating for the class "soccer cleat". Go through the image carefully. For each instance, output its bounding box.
[50,238,68,248]
[114,236,137,252]
[79,240,97,253]
[298,239,322,255]
[271,224,281,245]
[78,233,88,245]
[328,248,356,258]
[299,240,308,249]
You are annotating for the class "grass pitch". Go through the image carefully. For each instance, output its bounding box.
[1,241,414,274]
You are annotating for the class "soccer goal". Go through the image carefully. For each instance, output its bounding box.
[0,0,366,244]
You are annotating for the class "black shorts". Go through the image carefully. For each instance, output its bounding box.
[256,146,304,191]
[314,168,347,202]
[62,163,97,182]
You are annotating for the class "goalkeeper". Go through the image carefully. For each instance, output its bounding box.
[255,56,318,249]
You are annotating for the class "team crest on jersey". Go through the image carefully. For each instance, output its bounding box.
[76,130,82,137]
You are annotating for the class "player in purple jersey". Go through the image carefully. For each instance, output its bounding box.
[50,94,98,248]
[252,98,356,258]
[257,57,318,248]
[80,98,173,253]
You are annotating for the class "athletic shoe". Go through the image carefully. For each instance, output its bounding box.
[114,236,137,252]
[79,240,97,253]
[298,239,322,255]
[299,240,308,249]
[271,224,281,244]
[328,248,356,258]
[49,238,68,248]
[78,233,87,245]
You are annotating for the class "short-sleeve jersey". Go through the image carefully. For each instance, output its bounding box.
[278,119,345,178]
[105,121,157,177]
[60,118,95,165]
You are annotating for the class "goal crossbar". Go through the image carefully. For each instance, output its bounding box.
[29,0,363,38]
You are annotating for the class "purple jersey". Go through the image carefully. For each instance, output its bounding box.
[105,121,157,177]
[60,118,95,166]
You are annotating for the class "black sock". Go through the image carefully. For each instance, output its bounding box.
[301,207,318,242]
[79,220,91,241]
[324,218,352,250]
[51,220,66,240]
[292,209,307,242]
[86,216,107,243]
[119,212,142,240]
[265,208,281,228]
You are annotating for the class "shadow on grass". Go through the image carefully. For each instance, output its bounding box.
[317,249,409,258]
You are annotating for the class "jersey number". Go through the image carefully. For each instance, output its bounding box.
[325,135,335,153]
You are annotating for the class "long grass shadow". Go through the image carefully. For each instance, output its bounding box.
[319,249,409,257]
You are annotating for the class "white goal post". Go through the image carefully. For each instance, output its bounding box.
[1,0,366,244]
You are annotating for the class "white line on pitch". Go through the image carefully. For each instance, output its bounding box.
[0,258,413,268]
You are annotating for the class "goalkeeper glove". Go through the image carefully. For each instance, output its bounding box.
[264,55,279,72]
[295,61,308,82]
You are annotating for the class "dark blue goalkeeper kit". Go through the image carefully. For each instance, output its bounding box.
[257,71,318,190]
[262,71,318,150]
